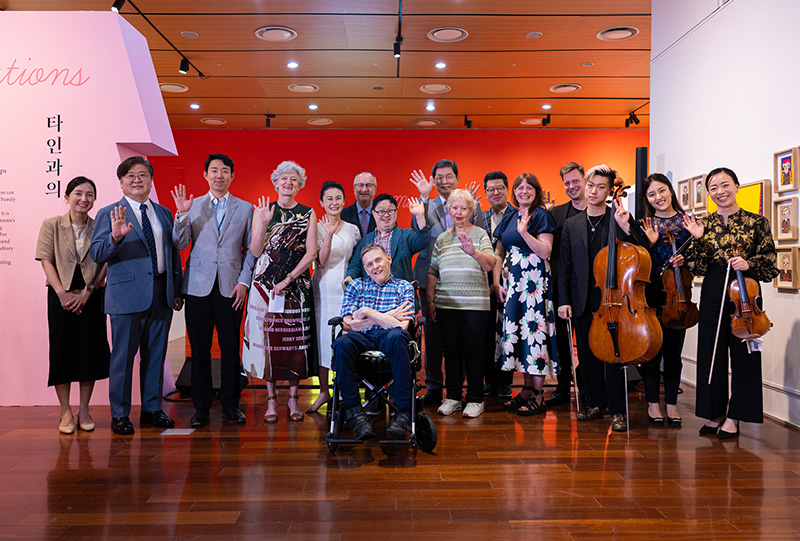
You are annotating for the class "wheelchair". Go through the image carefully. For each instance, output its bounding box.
[324,306,437,453]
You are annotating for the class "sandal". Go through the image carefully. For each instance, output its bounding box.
[288,394,304,422]
[503,386,534,412]
[516,389,547,417]
[305,392,331,414]
[263,395,278,424]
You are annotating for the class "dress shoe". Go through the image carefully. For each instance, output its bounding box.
[191,410,210,427]
[497,384,513,399]
[667,416,682,427]
[545,390,570,407]
[76,414,95,432]
[576,406,605,421]
[611,414,628,432]
[349,408,375,441]
[386,411,411,439]
[718,423,740,440]
[648,414,665,425]
[421,389,443,405]
[365,398,385,417]
[59,412,75,434]
[111,416,134,435]
[139,410,175,428]
[222,409,246,423]
[699,423,720,435]
[483,383,496,397]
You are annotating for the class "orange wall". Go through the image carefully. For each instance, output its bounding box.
[149,128,649,222]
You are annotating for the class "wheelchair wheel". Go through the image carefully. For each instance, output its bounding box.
[415,412,437,453]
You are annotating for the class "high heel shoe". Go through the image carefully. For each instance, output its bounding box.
[76,414,95,432]
[648,414,665,425]
[288,394,304,422]
[59,412,75,434]
[263,395,278,424]
[666,416,682,427]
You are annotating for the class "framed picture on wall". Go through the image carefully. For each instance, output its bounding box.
[707,179,771,222]
[677,178,692,211]
[692,174,706,210]
[773,197,798,241]
[774,247,800,290]
[774,147,799,193]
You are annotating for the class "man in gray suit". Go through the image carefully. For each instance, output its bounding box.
[409,159,482,403]
[90,156,183,435]
[171,154,255,427]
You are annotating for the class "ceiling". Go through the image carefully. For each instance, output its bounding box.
[3,0,651,129]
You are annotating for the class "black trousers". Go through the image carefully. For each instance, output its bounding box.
[420,287,445,392]
[573,311,626,416]
[439,308,489,403]
[695,266,763,423]
[185,279,244,413]
[640,326,685,405]
[483,292,513,388]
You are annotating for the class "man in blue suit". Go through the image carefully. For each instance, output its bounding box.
[340,172,377,238]
[90,156,183,435]
[171,154,255,427]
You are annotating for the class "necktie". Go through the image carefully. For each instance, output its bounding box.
[139,203,159,274]
[213,198,226,231]
[360,209,369,236]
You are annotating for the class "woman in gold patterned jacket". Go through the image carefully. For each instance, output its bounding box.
[687,167,778,440]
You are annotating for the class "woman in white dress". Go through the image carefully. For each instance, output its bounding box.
[308,181,361,413]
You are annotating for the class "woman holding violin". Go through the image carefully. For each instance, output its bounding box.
[692,167,778,439]
[617,173,699,427]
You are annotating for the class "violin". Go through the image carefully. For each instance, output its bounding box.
[728,242,772,339]
[589,178,663,364]
[659,227,699,330]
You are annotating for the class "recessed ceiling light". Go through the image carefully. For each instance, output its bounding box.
[520,118,542,126]
[415,119,441,126]
[307,118,332,126]
[582,62,595,67]
[427,27,469,43]
[159,82,189,93]
[420,84,451,94]
[286,61,299,69]
[190,103,200,109]
[596,26,639,41]
[180,31,199,39]
[525,31,543,39]
[426,103,436,111]
[372,86,385,91]
[308,104,318,110]
[201,118,227,125]
[435,62,446,69]
[549,83,582,93]
[255,25,298,42]
[288,83,319,93]
[542,104,551,110]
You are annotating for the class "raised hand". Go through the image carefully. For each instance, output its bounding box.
[408,197,424,217]
[466,181,483,202]
[458,233,476,255]
[409,169,433,199]
[517,207,531,237]
[253,196,274,224]
[320,213,336,235]
[543,190,556,211]
[683,213,705,239]
[640,217,659,246]
[110,205,133,242]
[171,184,194,214]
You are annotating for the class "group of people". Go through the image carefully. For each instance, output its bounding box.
[37,153,777,440]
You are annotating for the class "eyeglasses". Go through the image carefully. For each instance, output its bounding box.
[123,172,151,181]
[374,209,397,217]
[354,183,376,190]
[486,187,506,194]
[435,174,455,182]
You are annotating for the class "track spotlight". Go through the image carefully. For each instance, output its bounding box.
[179,58,189,74]
[464,115,472,129]
[265,114,276,128]
[111,0,125,12]
[542,114,551,127]
[626,111,640,127]
[631,112,640,125]
[393,37,403,58]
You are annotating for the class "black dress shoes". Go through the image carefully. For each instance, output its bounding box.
[387,411,411,439]
[222,409,246,423]
[111,416,134,435]
[190,410,210,427]
[718,424,740,440]
[140,410,175,428]
[421,389,443,405]
[545,390,571,407]
[699,423,720,435]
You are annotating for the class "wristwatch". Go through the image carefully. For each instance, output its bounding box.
[286,272,294,283]
[87,284,96,292]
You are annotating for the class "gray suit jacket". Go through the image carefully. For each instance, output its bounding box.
[172,193,256,297]
[412,195,482,287]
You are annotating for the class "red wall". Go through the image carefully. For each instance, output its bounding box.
[149,128,649,222]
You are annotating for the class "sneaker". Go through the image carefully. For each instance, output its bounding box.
[386,411,411,439]
[349,408,375,441]
[611,414,627,432]
[437,398,463,416]
[462,402,485,418]
[497,384,513,399]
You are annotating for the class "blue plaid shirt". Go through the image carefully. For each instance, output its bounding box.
[340,276,415,332]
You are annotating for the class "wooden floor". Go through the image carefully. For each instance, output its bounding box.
[3,377,800,540]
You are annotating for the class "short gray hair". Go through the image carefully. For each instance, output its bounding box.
[354,172,376,185]
[447,188,476,214]
[271,160,307,188]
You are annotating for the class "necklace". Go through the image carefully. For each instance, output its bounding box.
[587,213,603,232]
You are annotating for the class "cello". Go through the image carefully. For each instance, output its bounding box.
[589,178,663,365]
[659,227,699,330]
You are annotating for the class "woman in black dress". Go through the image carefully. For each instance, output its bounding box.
[35,177,110,434]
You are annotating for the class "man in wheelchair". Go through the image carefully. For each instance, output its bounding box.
[332,244,416,441]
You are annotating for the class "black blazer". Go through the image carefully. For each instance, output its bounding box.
[341,202,376,237]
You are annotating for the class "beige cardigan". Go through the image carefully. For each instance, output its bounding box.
[35,213,101,289]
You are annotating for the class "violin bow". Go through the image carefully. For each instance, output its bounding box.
[658,236,692,274]
[707,243,735,384]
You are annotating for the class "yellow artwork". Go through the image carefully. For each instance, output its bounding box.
[707,179,771,221]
